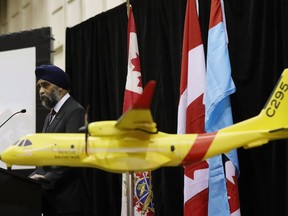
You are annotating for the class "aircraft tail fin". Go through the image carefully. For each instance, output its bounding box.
[261,69,288,127]
[254,68,288,130]
[222,69,288,142]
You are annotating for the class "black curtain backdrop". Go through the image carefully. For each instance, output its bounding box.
[66,0,288,215]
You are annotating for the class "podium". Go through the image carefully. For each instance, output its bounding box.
[0,168,43,216]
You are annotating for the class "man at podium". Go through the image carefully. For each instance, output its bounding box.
[30,65,91,216]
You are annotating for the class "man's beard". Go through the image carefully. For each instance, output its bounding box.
[40,88,61,109]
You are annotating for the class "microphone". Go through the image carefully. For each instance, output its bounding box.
[0,109,26,128]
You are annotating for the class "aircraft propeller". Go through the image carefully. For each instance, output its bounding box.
[84,105,90,156]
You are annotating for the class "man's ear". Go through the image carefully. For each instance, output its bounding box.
[58,87,65,95]
[60,88,69,95]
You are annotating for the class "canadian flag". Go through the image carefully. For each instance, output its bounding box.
[121,6,154,216]
[177,0,208,215]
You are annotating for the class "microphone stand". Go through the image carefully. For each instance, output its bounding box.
[0,109,26,128]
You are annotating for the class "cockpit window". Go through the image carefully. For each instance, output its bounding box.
[12,139,32,147]
[13,140,25,146]
[12,140,21,146]
[23,139,32,146]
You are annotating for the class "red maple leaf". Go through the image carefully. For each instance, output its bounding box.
[130,53,142,88]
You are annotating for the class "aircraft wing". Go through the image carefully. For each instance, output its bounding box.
[115,81,157,134]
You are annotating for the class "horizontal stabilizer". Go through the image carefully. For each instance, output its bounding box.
[269,126,288,133]
[243,139,269,149]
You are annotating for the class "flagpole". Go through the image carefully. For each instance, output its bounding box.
[126,0,131,16]
[126,171,134,216]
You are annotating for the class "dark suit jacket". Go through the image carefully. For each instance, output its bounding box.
[43,96,85,133]
[34,97,90,215]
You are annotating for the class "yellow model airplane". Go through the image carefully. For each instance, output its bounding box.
[1,69,288,173]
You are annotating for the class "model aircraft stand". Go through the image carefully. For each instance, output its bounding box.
[0,168,44,216]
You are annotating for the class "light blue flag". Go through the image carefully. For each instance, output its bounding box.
[205,9,240,216]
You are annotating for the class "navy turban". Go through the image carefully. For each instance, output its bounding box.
[35,65,71,90]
